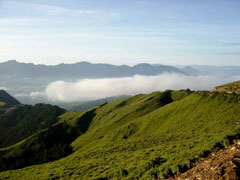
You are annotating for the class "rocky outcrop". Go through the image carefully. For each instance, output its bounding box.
[214,85,240,94]
[168,143,240,180]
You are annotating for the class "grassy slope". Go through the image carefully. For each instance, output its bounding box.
[0,107,98,172]
[0,90,180,173]
[1,90,240,179]
[0,122,73,171]
[0,104,65,148]
[71,90,187,150]
[0,102,6,107]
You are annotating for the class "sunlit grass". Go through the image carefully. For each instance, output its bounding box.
[0,102,6,107]
[1,90,240,179]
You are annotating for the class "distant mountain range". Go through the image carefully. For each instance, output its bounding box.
[0,60,186,104]
[182,65,240,76]
[182,66,200,76]
[0,60,185,79]
[2,60,240,80]
[1,60,240,105]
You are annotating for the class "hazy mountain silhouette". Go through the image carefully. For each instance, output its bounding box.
[0,60,186,104]
[0,60,185,79]
[192,65,240,76]
[182,66,200,76]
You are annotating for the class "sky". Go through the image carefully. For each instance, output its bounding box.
[0,0,240,66]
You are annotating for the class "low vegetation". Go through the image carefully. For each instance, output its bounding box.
[1,88,240,179]
[0,104,65,148]
[0,102,6,107]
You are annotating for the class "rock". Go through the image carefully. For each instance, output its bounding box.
[223,169,238,180]
[168,144,240,180]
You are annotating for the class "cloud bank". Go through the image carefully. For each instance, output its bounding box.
[0,87,8,91]
[15,91,46,100]
[45,73,240,103]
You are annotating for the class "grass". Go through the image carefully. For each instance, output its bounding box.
[0,104,65,148]
[0,102,6,107]
[1,90,240,179]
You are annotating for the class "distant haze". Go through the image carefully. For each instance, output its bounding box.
[1,60,240,104]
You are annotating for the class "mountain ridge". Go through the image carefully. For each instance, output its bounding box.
[0,60,187,104]
[1,87,240,179]
[0,60,186,79]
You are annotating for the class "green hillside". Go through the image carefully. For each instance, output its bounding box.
[0,103,65,148]
[0,106,100,172]
[0,102,6,107]
[1,89,240,179]
[0,122,74,172]
[0,90,20,110]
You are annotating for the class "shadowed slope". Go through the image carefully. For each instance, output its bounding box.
[0,90,20,110]
[0,104,65,148]
[0,108,97,172]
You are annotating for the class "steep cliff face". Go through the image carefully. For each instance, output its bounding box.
[214,81,240,94]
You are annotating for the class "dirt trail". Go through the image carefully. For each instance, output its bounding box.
[168,143,240,180]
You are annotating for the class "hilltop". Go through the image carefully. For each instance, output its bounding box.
[214,81,240,94]
[1,88,240,179]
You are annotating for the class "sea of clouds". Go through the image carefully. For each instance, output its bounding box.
[43,73,240,103]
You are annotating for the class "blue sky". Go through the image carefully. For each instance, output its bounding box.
[0,0,240,65]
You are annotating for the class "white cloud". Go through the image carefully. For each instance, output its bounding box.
[111,13,120,17]
[29,91,46,100]
[1,1,94,17]
[14,91,45,100]
[14,93,28,97]
[32,4,94,16]
[76,10,94,15]
[0,18,49,25]
[0,87,8,91]
[45,74,240,103]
